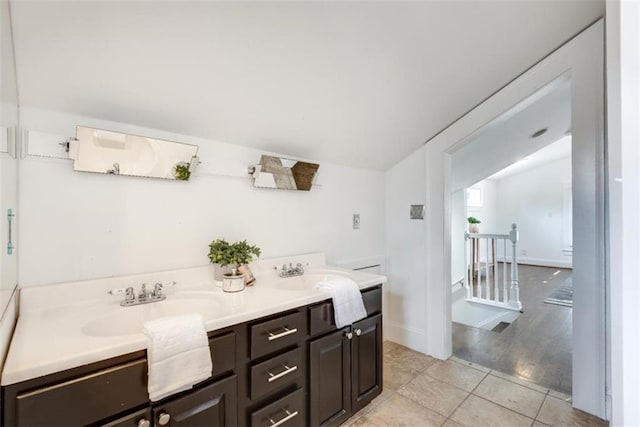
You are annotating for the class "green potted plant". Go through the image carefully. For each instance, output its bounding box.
[467,216,481,233]
[173,162,191,181]
[208,239,261,291]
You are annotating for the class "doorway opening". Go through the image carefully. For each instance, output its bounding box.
[448,78,574,396]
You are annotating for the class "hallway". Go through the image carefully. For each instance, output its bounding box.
[453,265,573,394]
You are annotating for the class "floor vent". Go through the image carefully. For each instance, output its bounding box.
[492,322,511,333]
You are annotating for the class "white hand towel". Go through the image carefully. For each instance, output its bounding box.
[316,277,367,328]
[143,314,213,402]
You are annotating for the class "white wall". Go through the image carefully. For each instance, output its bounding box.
[463,179,499,265]
[18,107,386,286]
[606,1,640,425]
[384,145,426,352]
[466,179,498,234]
[495,157,572,268]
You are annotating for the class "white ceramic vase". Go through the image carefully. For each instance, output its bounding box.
[213,264,232,287]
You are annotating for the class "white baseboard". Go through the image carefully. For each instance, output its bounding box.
[497,256,572,269]
[384,319,426,353]
[517,256,572,269]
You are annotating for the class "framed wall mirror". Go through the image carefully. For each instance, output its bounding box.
[251,155,319,191]
[71,126,199,181]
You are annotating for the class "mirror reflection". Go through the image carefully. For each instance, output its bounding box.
[72,126,199,181]
[252,155,320,191]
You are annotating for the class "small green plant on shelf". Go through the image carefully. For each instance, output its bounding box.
[174,162,191,181]
[208,239,262,268]
[467,216,481,224]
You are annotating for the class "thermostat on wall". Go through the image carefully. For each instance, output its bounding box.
[410,205,425,220]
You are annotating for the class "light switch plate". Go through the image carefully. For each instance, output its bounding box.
[353,214,360,229]
[410,205,425,220]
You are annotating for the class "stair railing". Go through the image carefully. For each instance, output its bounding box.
[464,223,521,311]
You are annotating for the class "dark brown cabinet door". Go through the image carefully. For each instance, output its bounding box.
[351,314,382,413]
[309,328,351,427]
[152,375,237,427]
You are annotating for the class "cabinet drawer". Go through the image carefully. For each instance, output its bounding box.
[362,286,383,315]
[16,359,148,426]
[210,331,236,377]
[251,311,305,359]
[250,387,305,427]
[309,286,382,337]
[250,347,303,400]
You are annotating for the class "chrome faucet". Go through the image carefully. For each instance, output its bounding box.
[107,163,120,175]
[153,282,163,298]
[108,281,176,307]
[138,284,150,300]
[279,262,305,278]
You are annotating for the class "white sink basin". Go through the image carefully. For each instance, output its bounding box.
[276,270,352,291]
[82,295,229,338]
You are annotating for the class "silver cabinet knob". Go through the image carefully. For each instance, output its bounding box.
[138,419,150,427]
[158,413,171,426]
[344,331,353,340]
[355,328,362,336]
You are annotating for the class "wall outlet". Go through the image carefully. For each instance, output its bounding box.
[353,214,360,230]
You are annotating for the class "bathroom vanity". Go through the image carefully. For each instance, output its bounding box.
[0,255,385,426]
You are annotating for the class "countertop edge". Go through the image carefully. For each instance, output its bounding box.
[2,273,385,386]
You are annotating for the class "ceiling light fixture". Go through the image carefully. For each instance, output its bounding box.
[530,128,548,138]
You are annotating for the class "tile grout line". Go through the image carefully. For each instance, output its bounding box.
[452,357,551,397]
[441,391,473,426]
[452,351,572,396]
[396,377,464,423]
[391,350,563,426]
[441,369,491,426]
[532,390,550,424]
[422,371,483,396]
[468,372,547,424]
[468,393,540,425]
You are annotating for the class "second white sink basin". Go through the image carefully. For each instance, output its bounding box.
[82,295,229,338]
[275,270,352,291]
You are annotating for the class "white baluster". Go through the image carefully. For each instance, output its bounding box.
[493,238,499,302]
[508,224,522,309]
[484,237,490,301]
[464,234,471,299]
[503,239,507,304]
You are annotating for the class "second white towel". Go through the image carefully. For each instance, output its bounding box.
[317,277,367,328]
[143,314,213,402]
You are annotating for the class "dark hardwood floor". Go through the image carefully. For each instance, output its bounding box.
[453,264,573,395]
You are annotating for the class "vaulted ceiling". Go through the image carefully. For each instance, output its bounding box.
[10,1,604,170]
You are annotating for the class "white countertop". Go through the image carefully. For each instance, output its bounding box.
[2,254,386,385]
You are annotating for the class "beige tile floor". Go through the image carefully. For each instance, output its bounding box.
[345,341,608,427]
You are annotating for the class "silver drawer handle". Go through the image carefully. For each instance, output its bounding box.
[267,364,298,382]
[268,327,298,341]
[269,409,299,427]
